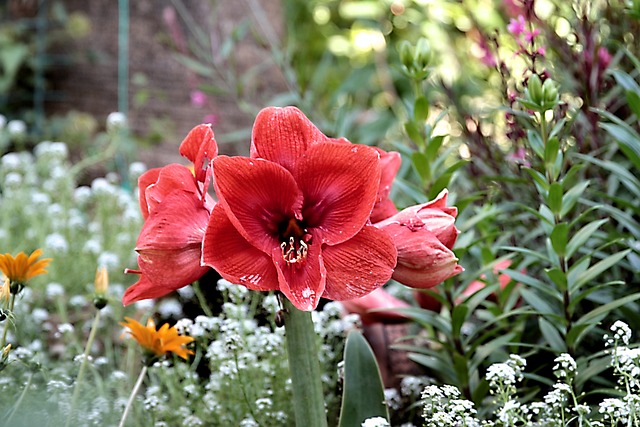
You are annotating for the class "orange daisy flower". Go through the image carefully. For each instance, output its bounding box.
[0,249,51,286]
[120,317,194,360]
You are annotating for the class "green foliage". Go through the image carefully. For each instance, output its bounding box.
[338,331,389,427]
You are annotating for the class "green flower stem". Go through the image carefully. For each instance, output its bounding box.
[118,364,148,427]
[283,298,328,427]
[5,371,33,425]
[1,293,16,348]
[65,309,102,427]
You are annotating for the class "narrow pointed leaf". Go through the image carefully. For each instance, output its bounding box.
[338,331,389,427]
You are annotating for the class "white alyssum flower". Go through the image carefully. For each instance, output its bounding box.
[361,416,390,427]
[106,112,127,131]
[7,119,26,136]
[553,353,577,379]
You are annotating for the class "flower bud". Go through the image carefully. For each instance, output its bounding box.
[542,78,559,104]
[526,74,543,106]
[375,190,463,288]
[93,266,109,309]
[398,38,432,81]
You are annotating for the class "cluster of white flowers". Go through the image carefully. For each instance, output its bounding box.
[419,321,640,427]
[422,384,481,427]
[553,353,577,380]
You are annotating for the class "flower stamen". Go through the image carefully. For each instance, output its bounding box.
[280,236,308,266]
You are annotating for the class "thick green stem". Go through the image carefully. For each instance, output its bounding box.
[283,298,328,427]
[65,309,102,427]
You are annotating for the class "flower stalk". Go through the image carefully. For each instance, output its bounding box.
[283,298,328,427]
[64,309,102,427]
[0,293,16,348]
[118,365,148,427]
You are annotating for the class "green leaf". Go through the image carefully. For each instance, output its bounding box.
[573,293,640,336]
[539,317,567,353]
[598,117,640,171]
[411,152,430,182]
[501,268,560,299]
[572,250,632,291]
[451,304,469,339]
[528,130,545,159]
[338,331,389,427]
[566,219,608,259]
[574,153,640,200]
[626,90,640,118]
[560,181,590,218]
[414,96,429,122]
[405,121,425,147]
[172,53,215,78]
[520,288,560,315]
[544,136,560,167]
[550,222,569,257]
[426,135,445,161]
[523,168,549,192]
[545,268,567,291]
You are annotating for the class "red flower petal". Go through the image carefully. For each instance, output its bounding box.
[213,156,303,254]
[370,149,401,222]
[123,272,175,305]
[341,288,410,325]
[138,168,161,220]
[422,189,457,218]
[295,143,381,245]
[272,238,326,311]
[370,197,398,223]
[143,164,200,217]
[137,189,209,252]
[179,124,218,184]
[250,106,329,172]
[322,225,396,301]
[202,204,278,291]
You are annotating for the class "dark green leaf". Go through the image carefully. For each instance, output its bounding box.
[566,219,609,259]
[539,317,567,353]
[550,222,569,257]
[560,181,590,218]
[545,268,567,291]
[338,331,389,427]
[572,250,632,291]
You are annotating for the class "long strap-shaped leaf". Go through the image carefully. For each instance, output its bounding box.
[338,330,390,427]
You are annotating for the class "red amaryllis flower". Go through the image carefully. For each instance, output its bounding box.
[202,141,397,311]
[341,287,411,325]
[250,106,402,224]
[375,190,463,289]
[123,125,217,305]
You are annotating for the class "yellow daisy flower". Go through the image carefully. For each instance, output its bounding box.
[120,317,194,360]
[0,249,51,287]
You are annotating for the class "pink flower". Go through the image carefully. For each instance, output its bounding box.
[190,90,208,108]
[202,107,397,311]
[597,47,612,71]
[524,28,540,43]
[507,15,526,36]
[123,125,217,305]
[341,288,411,325]
[375,190,463,289]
